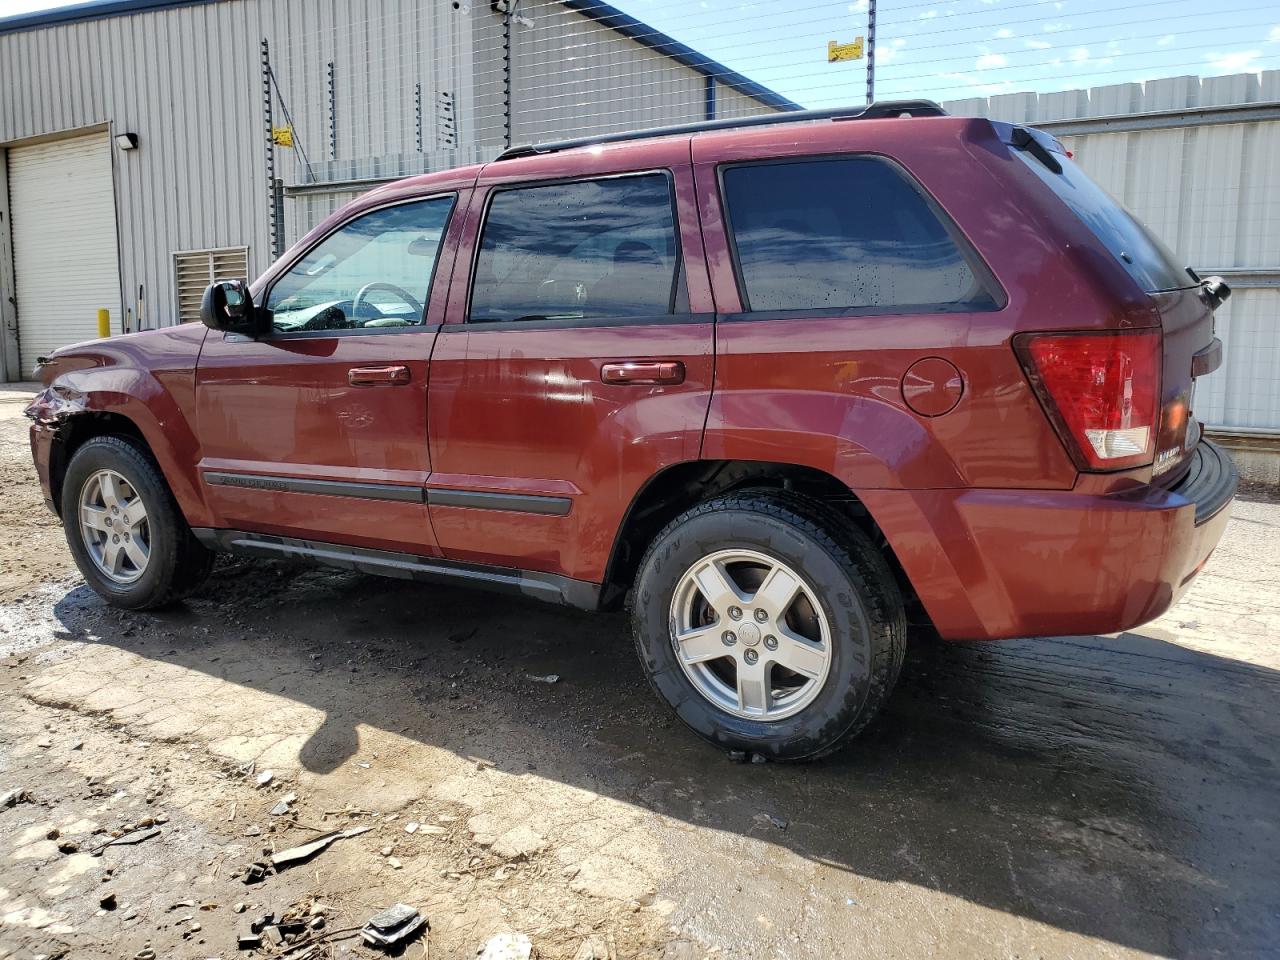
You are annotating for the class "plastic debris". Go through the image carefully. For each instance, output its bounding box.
[269,824,372,870]
[91,827,160,857]
[526,673,560,684]
[481,932,534,960]
[360,903,426,949]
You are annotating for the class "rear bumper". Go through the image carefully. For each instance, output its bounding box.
[864,440,1238,641]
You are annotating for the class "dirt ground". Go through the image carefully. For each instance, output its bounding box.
[1,382,1277,960]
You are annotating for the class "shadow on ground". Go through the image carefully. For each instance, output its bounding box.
[52,559,1280,958]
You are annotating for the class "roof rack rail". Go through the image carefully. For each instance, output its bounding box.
[495,100,947,161]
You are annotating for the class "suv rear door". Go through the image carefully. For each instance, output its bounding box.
[425,141,714,585]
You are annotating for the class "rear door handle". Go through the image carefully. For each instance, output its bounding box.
[600,361,685,385]
[348,365,411,386]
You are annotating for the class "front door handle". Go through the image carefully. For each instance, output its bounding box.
[600,361,685,386]
[348,365,411,386]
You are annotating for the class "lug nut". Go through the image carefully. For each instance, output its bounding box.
[754,609,768,623]
[764,635,778,651]
[728,606,742,620]
[722,631,737,646]
[112,535,119,544]
[111,506,119,514]
[743,649,759,665]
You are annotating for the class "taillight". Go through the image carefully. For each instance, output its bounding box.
[1014,329,1162,471]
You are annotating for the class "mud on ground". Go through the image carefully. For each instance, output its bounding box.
[1,383,1278,960]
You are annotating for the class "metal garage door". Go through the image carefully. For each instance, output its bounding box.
[8,132,121,374]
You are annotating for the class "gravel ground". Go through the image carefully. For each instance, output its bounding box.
[0,383,1277,960]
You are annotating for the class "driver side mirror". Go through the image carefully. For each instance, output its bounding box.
[200,279,268,336]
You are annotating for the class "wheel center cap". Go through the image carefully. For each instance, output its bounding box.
[737,622,761,647]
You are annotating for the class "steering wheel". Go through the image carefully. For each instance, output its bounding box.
[350,282,422,325]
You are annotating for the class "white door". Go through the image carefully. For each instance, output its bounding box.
[8,132,122,374]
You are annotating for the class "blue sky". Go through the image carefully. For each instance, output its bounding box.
[1,0,1276,107]
[608,0,1280,106]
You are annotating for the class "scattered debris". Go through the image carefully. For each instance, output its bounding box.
[572,937,611,960]
[270,792,297,816]
[256,770,275,788]
[92,826,160,856]
[237,931,262,951]
[133,950,156,960]
[387,856,403,870]
[250,913,276,934]
[405,821,419,833]
[754,813,788,830]
[233,902,247,914]
[360,903,426,950]
[480,932,534,960]
[244,824,262,837]
[242,862,269,885]
[1,788,33,807]
[57,839,80,854]
[750,753,768,764]
[100,892,117,911]
[526,673,560,684]
[269,824,372,871]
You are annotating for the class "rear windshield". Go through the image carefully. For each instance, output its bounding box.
[1014,149,1193,293]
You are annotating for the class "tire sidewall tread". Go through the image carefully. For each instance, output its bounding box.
[60,435,211,610]
[631,491,906,761]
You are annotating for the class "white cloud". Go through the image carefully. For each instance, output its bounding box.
[1268,26,1280,42]
[919,9,938,19]
[849,0,870,12]
[1044,21,1067,32]
[1026,39,1052,49]
[892,37,907,48]
[1209,50,1262,71]
[1069,46,1090,63]
[995,27,1015,39]
[1157,34,1176,47]
[976,51,1009,70]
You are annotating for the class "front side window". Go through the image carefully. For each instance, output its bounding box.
[266,196,454,333]
[722,157,998,314]
[469,174,683,323]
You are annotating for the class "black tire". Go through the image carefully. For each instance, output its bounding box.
[630,492,906,761]
[60,435,214,610]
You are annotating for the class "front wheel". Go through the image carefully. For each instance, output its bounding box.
[631,492,906,761]
[61,436,214,609]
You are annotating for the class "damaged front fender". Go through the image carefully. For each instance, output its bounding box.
[23,385,89,425]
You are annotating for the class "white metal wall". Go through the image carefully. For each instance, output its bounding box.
[0,0,785,372]
[945,72,1280,432]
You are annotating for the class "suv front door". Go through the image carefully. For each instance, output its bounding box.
[194,192,462,554]
[426,145,714,586]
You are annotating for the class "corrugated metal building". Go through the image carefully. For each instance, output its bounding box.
[0,0,790,379]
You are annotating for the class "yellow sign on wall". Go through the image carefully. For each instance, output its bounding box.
[271,126,294,147]
[828,37,865,62]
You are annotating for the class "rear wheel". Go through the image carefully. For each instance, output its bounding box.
[61,436,214,609]
[631,492,906,761]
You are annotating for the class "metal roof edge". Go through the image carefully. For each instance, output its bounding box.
[0,0,220,35]
[557,0,802,112]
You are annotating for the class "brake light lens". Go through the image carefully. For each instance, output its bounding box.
[1015,329,1162,471]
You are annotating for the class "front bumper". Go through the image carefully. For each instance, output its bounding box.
[29,422,59,514]
[865,440,1239,641]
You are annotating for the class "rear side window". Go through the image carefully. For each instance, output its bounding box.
[1012,149,1191,293]
[721,157,998,314]
[469,173,684,323]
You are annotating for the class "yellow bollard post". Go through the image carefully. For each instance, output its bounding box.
[97,309,110,339]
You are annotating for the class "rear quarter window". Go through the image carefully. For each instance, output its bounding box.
[720,156,1000,315]
[1013,148,1192,293]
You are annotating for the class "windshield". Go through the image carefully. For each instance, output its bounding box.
[1013,147,1193,293]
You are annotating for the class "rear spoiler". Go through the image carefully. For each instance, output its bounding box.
[991,121,1068,173]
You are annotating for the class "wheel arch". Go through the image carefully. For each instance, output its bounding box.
[601,459,921,622]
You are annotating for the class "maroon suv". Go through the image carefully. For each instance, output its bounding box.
[28,102,1237,759]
